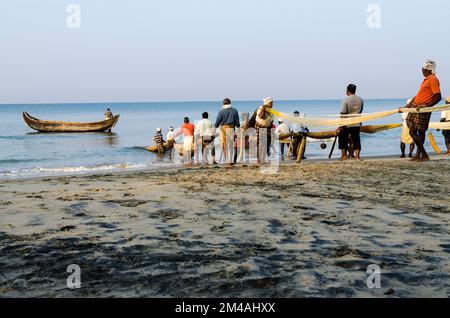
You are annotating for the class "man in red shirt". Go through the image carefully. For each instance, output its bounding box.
[175,117,195,166]
[403,59,442,161]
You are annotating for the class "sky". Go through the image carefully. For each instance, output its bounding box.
[0,0,449,104]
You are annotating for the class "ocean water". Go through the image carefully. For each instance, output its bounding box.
[0,99,446,179]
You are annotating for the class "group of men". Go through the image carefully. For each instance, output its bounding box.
[150,59,450,165]
[152,98,311,166]
[337,59,450,162]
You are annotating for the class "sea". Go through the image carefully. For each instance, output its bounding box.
[0,99,446,179]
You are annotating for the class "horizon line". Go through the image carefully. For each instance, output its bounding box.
[0,97,409,106]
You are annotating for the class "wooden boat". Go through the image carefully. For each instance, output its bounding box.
[145,141,174,154]
[361,123,401,134]
[305,124,401,140]
[23,112,120,132]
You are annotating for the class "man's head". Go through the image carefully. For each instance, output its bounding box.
[184,117,189,123]
[422,59,436,77]
[156,128,162,133]
[278,119,284,124]
[263,97,273,108]
[445,96,450,105]
[202,112,208,119]
[223,98,231,106]
[169,126,174,131]
[107,108,111,111]
[293,111,300,117]
[346,84,357,96]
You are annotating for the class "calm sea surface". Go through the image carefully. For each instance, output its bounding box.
[0,99,445,179]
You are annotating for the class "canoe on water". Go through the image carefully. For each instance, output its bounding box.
[145,142,194,157]
[145,141,174,154]
[23,112,120,132]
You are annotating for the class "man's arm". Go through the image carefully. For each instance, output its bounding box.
[428,93,442,107]
[258,106,266,119]
[174,127,183,138]
[417,93,441,111]
[405,98,415,108]
[398,97,415,112]
[215,112,222,128]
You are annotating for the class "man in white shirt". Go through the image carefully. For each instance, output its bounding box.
[275,119,291,160]
[275,119,290,135]
[166,126,175,160]
[291,111,307,133]
[194,112,217,164]
[166,126,174,142]
[441,96,450,155]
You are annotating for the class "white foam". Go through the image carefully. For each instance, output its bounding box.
[0,161,161,179]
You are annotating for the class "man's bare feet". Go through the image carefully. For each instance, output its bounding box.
[419,155,430,162]
[400,154,406,158]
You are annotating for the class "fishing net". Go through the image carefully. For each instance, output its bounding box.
[268,104,450,128]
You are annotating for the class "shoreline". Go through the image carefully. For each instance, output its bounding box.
[1,152,447,183]
[1,155,450,297]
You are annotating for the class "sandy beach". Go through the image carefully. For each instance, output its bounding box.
[1,156,450,297]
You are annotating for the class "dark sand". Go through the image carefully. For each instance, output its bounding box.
[1,156,450,297]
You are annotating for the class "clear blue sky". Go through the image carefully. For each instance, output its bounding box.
[0,0,449,103]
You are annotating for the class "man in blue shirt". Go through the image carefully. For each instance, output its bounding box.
[215,98,240,166]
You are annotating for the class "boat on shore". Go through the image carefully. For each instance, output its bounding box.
[23,112,120,132]
[145,142,194,157]
[305,124,402,140]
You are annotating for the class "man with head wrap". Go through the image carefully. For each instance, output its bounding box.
[255,97,274,164]
[403,59,442,161]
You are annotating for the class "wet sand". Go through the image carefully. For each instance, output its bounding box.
[1,156,450,297]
